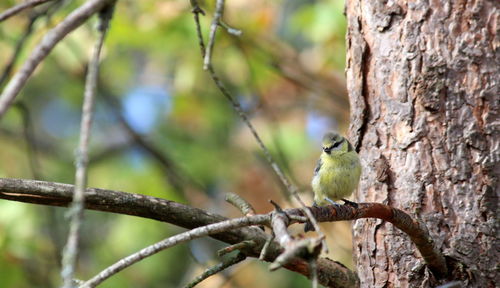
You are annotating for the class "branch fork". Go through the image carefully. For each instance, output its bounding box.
[0,178,448,287]
[267,200,323,275]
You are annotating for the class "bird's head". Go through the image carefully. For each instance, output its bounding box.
[321,132,353,156]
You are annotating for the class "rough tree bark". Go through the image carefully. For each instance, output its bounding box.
[345,0,498,287]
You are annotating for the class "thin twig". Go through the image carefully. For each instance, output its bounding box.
[225,192,257,217]
[0,19,35,87]
[190,0,327,252]
[217,240,255,257]
[79,214,268,288]
[0,0,55,22]
[190,1,206,56]
[0,0,114,119]
[0,0,62,87]
[258,233,274,261]
[203,0,224,69]
[61,4,114,287]
[184,252,246,288]
[231,40,302,201]
[218,20,242,36]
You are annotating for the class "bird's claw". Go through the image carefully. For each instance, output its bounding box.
[341,198,359,208]
[326,198,341,206]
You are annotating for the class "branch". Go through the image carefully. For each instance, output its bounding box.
[190,0,327,251]
[61,3,114,287]
[0,0,61,87]
[0,0,55,22]
[0,178,449,284]
[0,178,358,287]
[300,203,449,278]
[225,192,257,217]
[203,0,224,70]
[217,240,256,257]
[268,202,322,272]
[184,252,246,288]
[0,0,114,119]
[0,178,449,282]
[80,216,265,288]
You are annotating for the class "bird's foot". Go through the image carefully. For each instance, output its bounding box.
[326,198,342,206]
[341,198,359,208]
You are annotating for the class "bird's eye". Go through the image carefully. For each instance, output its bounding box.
[323,139,343,154]
[331,140,342,149]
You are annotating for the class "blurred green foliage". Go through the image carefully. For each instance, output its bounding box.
[0,0,351,287]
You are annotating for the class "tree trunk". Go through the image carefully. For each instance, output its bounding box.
[345,0,499,287]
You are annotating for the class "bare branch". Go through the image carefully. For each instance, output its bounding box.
[190,0,327,252]
[268,203,322,272]
[1,179,449,283]
[218,20,242,36]
[225,192,257,217]
[0,178,447,281]
[301,203,449,278]
[217,240,255,257]
[0,0,114,119]
[0,0,55,22]
[184,252,246,288]
[61,4,114,287]
[0,178,360,287]
[190,1,206,56]
[259,233,274,261]
[79,215,266,288]
[0,1,61,87]
[203,0,224,70]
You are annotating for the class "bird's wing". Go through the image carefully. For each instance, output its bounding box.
[314,158,322,176]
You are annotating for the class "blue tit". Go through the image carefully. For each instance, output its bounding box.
[312,132,361,206]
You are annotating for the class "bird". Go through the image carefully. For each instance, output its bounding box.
[311,132,361,206]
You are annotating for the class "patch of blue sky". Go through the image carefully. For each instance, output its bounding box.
[122,85,171,134]
[306,112,337,143]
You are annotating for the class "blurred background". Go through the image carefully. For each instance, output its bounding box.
[0,0,351,287]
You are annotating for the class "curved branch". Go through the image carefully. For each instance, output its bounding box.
[0,178,357,287]
[0,178,448,285]
[296,204,449,278]
[80,217,264,287]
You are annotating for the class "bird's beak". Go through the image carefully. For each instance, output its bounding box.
[323,147,331,154]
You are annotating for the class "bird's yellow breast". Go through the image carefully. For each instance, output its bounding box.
[312,152,361,205]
